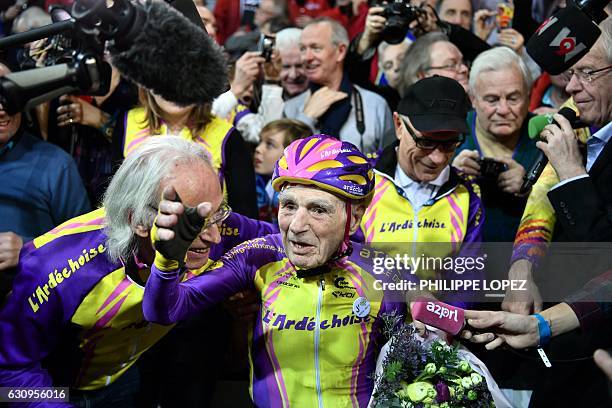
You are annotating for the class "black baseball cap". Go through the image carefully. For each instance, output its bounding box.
[396,76,470,134]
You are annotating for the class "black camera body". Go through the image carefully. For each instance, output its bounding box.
[43,33,81,66]
[257,33,275,62]
[376,0,425,44]
[478,158,508,180]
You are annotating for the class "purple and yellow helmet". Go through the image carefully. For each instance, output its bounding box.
[272,135,374,200]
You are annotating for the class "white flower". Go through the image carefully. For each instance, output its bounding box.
[470,372,483,385]
[461,376,473,388]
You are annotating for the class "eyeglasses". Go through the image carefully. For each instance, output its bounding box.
[564,64,612,84]
[148,202,232,231]
[202,202,232,230]
[426,60,469,73]
[401,116,464,152]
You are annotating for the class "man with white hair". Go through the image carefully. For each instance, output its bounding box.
[0,137,274,406]
[284,17,395,155]
[453,46,539,242]
[212,27,309,143]
[469,18,612,405]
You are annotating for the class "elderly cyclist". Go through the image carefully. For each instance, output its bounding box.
[143,135,419,407]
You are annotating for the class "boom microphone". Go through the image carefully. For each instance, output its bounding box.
[526,0,608,75]
[103,0,228,106]
[0,0,227,112]
[520,107,582,194]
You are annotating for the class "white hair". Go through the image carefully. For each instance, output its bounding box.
[468,47,533,94]
[103,136,214,263]
[275,27,302,51]
[306,17,349,48]
[599,16,612,64]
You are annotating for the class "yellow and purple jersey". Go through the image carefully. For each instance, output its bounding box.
[0,209,276,392]
[361,171,482,247]
[122,108,234,196]
[143,236,407,407]
[358,166,483,283]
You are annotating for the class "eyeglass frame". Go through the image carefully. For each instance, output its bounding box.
[564,64,612,84]
[425,59,469,73]
[400,116,464,152]
[148,201,232,232]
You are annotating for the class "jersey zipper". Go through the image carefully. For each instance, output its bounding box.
[314,278,325,408]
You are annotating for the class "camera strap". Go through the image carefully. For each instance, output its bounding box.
[352,85,365,136]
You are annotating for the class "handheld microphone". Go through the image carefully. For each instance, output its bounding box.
[526,0,608,75]
[411,298,465,335]
[520,107,582,194]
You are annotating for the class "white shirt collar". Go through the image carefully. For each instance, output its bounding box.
[592,121,612,144]
[394,163,451,190]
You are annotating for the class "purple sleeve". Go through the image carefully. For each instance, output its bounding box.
[0,246,76,408]
[209,212,278,260]
[143,238,276,325]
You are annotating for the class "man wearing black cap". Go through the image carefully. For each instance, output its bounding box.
[358,76,484,294]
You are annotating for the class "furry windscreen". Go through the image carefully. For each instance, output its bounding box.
[109,0,228,106]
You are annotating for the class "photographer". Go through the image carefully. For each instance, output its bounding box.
[346,0,490,110]
[283,17,394,154]
[212,28,308,143]
[452,46,538,242]
[345,4,410,110]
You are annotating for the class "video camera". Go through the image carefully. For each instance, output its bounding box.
[0,0,143,114]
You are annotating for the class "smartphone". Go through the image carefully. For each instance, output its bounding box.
[478,158,508,180]
[496,1,514,30]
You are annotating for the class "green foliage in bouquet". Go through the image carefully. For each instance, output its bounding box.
[371,313,495,408]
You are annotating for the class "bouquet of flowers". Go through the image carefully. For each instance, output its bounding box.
[370,313,502,408]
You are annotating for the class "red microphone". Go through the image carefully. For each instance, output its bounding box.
[412,298,465,335]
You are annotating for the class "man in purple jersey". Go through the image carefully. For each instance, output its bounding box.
[0,136,275,407]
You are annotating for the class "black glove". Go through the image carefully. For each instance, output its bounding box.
[151,192,206,271]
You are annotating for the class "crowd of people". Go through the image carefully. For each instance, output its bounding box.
[0,0,611,407]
